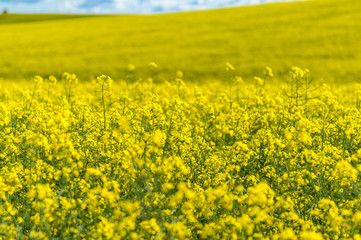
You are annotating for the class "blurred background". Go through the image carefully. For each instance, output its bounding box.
[0,0,360,84]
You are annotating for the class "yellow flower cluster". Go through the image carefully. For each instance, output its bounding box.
[1,65,361,239]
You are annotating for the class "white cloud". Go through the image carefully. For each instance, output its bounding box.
[109,0,296,13]
[58,0,85,12]
[0,0,300,13]
[113,0,132,9]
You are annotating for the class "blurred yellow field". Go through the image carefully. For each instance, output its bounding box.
[0,0,360,83]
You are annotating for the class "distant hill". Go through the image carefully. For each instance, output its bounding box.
[0,14,87,24]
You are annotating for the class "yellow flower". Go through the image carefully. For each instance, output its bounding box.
[264,66,274,78]
[226,62,235,71]
[127,64,136,72]
[176,70,184,78]
[149,62,158,69]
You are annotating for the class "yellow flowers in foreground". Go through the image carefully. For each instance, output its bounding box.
[1,66,361,239]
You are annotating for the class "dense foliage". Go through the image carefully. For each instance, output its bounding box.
[1,65,361,239]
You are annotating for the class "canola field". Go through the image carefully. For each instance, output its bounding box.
[1,64,361,239]
[0,0,361,83]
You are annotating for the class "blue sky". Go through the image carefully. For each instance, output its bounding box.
[0,0,293,13]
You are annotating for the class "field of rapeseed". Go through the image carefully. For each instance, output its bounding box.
[1,0,361,83]
[1,64,361,239]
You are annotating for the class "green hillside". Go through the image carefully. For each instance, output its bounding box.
[0,14,87,24]
[0,0,360,83]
